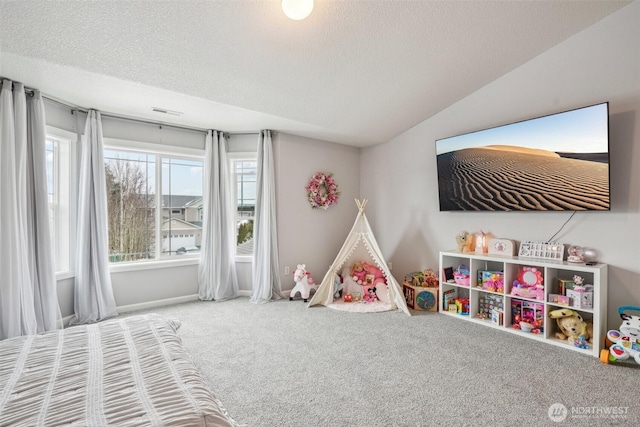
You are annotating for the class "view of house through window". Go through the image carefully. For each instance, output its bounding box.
[46,131,252,268]
[104,149,203,262]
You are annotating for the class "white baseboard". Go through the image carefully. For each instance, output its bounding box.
[61,294,200,326]
[61,290,290,326]
[117,294,200,313]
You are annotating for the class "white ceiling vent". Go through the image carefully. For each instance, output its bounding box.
[151,107,184,117]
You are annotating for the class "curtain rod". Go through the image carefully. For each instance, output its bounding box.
[11,83,273,137]
[42,95,274,137]
[4,77,276,137]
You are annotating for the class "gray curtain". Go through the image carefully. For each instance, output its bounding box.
[250,130,281,303]
[69,110,118,325]
[0,79,61,340]
[198,130,239,301]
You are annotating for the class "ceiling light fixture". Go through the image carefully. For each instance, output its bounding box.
[282,0,314,20]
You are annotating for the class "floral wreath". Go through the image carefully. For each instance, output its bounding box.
[305,172,340,209]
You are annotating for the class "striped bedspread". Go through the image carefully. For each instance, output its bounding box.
[0,314,241,426]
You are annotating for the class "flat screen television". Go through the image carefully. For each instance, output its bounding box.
[435,102,610,212]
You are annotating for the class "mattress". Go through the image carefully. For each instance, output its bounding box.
[0,314,241,427]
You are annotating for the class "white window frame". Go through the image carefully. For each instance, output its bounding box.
[228,152,257,262]
[103,138,204,273]
[46,126,77,279]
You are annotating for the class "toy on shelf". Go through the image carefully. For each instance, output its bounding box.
[454,297,470,315]
[478,294,504,320]
[442,288,456,311]
[478,270,504,293]
[290,264,318,302]
[600,306,640,365]
[511,299,544,334]
[453,265,470,286]
[567,245,585,263]
[510,266,544,300]
[548,308,593,346]
[563,275,593,309]
[455,231,474,253]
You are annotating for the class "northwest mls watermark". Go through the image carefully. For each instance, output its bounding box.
[548,403,629,422]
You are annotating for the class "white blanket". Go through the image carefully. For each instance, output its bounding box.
[0,314,241,426]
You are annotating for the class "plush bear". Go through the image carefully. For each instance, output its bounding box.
[455,231,474,252]
[549,308,593,344]
[351,262,367,284]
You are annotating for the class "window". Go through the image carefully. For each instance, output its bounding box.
[230,155,257,256]
[45,131,75,273]
[104,148,203,263]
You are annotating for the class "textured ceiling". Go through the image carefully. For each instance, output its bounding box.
[0,0,631,147]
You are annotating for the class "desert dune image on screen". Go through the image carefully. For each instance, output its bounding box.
[436,103,609,211]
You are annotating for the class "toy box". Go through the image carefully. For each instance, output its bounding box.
[403,283,438,311]
[566,287,594,309]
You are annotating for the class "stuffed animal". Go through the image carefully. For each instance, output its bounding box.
[549,308,593,344]
[351,262,366,284]
[364,287,379,302]
[456,231,474,252]
[362,262,385,284]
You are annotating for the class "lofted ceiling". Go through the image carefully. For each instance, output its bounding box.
[0,0,631,147]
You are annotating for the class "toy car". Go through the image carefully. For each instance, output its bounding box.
[600,306,640,365]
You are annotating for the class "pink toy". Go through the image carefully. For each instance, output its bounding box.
[362,262,386,285]
[361,261,386,296]
[364,287,379,303]
[482,272,504,293]
[351,262,367,284]
[510,266,544,300]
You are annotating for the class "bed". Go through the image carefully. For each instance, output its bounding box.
[0,314,241,427]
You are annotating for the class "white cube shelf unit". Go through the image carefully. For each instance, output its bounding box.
[439,250,608,357]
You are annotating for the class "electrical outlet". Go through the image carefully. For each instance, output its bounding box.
[284,266,290,275]
[388,262,393,271]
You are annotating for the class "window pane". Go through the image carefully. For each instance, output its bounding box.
[46,135,71,272]
[235,160,256,255]
[105,150,156,262]
[161,158,203,257]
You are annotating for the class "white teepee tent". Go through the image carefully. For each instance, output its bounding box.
[308,199,411,315]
